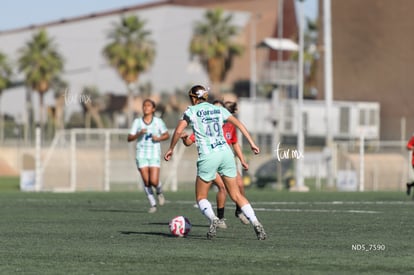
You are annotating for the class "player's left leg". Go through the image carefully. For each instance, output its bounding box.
[234,172,249,224]
[148,166,165,206]
[196,155,221,239]
[196,176,219,239]
[213,174,228,229]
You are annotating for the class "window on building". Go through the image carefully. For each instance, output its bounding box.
[340,106,350,134]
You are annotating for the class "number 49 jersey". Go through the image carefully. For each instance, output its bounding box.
[183,102,232,157]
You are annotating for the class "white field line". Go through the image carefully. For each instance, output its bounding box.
[252,207,380,214]
[175,201,391,214]
[176,200,411,206]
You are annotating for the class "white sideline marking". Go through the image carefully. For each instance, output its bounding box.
[177,201,383,214]
[251,201,411,205]
[253,207,379,214]
[177,200,412,206]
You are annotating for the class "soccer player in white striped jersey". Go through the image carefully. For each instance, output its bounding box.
[128,99,170,213]
[164,85,267,240]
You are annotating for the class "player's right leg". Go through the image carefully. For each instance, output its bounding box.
[137,159,157,213]
[221,175,267,240]
[148,164,165,206]
[407,182,414,196]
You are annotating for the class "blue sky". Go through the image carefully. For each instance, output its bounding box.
[0,0,318,31]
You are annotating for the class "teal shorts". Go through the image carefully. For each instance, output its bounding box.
[136,157,160,168]
[197,150,237,182]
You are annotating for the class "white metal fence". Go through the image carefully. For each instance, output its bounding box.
[335,139,411,191]
[36,128,197,192]
[23,128,412,192]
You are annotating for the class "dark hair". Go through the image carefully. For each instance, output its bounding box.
[143,98,156,108]
[212,100,224,107]
[224,101,238,114]
[188,85,208,100]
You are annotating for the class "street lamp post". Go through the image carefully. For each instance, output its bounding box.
[292,0,309,192]
[324,0,334,187]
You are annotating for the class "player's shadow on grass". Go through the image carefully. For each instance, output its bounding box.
[148,222,207,228]
[118,221,208,239]
[89,208,146,213]
[119,231,206,239]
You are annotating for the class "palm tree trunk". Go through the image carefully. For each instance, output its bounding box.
[55,94,65,130]
[85,111,91,129]
[127,83,135,126]
[84,102,104,128]
[0,93,3,143]
[24,87,33,144]
[39,93,44,134]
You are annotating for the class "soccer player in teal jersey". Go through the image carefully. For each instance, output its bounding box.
[181,100,251,229]
[128,99,170,213]
[164,85,266,240]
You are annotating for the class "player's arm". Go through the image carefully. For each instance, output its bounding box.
[164,119,188,161]
[127,120,147,142]
[232,142,249,170]
[181,133,195,147]
[127,129,147,142]
[152,131,170,142]
[407,137,414,150]
[226,115,260,155]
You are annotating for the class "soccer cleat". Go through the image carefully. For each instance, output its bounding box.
[217,219,228,229]
[148,206,157,213]
[207,217,219,240]
[237,213,250,225]
[407,183,412,196]
[158,193,165,206]
[253,222,267,240]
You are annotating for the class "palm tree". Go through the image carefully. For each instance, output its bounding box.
[189,8,243,96]
[81,86,105,129]
[103,15,156,126]
[0,52,12,142]
[50,76,68,131]
[18,29,64,132]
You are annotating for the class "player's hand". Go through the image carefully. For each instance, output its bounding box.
[164,149,173,161]
[251,144,260,155]
[241,161,249,171]
[180,132,188,140]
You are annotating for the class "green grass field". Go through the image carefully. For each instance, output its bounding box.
[1,190,414,274]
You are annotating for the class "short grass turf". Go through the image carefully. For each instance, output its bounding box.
[0,190,414,274]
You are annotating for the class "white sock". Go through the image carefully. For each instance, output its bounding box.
[241,204,258,224]
[198,199,217,222]
[144,186,156,207]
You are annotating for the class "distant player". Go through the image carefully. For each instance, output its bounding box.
[406,134,414,196]
[128,99,170,213]
[164,85,266,240]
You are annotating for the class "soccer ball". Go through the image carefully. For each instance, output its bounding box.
[169,216,192,237]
